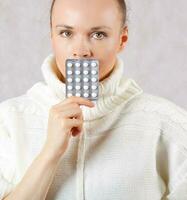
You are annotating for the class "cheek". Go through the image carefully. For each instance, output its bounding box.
[53,38,66,55]
[56,57,66,76]
[96,37,119,60]
[98,42,118,73]
[52,38,68,76]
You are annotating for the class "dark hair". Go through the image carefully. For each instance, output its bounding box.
[50,0,127,29]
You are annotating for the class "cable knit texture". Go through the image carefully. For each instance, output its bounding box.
[0,53,187,200]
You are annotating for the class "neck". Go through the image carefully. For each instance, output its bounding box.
[99,66,115,82]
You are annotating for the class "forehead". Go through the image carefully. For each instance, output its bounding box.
[52,0,120,28]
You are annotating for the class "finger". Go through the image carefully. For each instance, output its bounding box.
[59,107,83,120]
[65,118,83,131]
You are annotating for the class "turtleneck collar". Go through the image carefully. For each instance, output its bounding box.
[33,53,143,121]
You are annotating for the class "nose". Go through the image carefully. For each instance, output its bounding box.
[72,38,92,59]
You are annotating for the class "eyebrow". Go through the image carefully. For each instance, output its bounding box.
[55,24,111,30]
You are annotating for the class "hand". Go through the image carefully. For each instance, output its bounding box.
[43,96,95,158]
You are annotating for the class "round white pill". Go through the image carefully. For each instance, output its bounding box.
[83,70,89,75]
[83,62,89,67]
[83,77,89,82]
[91,62,97,67]
[67,70,73,75]
[91,93,97,98]
[83,93,89,98]
[75,70,81,75]
[75,78,81,82]
[75,85,81,90]
[67,78,73,82]
[67,62,73,67]
[91,85,97,90]
[91,70,97,75]
[67,93,73,97]
[76,93,81,97]
[75,62,81,67]
[83,85,89,90]
[91,77,97,82]
[67,85,73,90]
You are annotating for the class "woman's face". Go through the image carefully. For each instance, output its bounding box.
[51,0,128,82]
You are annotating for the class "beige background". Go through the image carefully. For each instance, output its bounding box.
[0,0,187,109]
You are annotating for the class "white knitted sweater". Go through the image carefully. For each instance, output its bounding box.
[0,54,187,200]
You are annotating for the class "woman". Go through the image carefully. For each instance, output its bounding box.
[1,0,187,199]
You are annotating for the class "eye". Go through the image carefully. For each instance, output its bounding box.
[59,30,72,38]
[92,32,107,40]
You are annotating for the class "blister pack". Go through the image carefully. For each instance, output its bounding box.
[65,59,99,102]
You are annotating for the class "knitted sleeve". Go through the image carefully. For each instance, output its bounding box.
[0,103,16,200]
[124,93,187,199]
[157,118,187,199]
[166,142,187,199]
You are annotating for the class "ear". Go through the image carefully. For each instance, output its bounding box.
[117,26,128,53]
